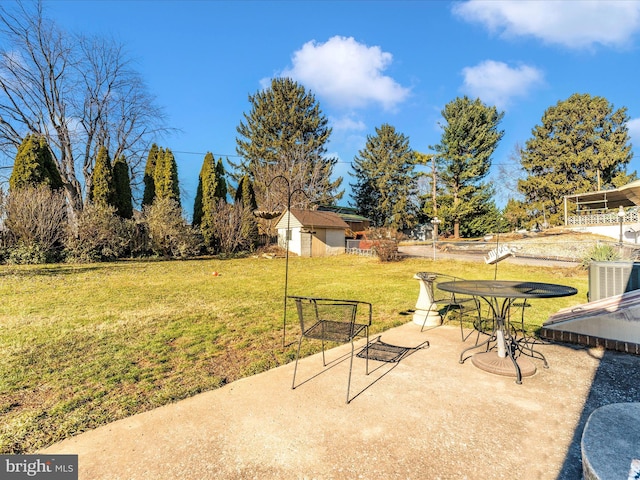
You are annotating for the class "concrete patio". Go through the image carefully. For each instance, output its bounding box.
[42,322,640,479]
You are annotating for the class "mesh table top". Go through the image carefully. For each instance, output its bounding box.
[437,280,578,299]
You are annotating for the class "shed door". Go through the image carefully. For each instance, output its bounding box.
[311,229,327,257]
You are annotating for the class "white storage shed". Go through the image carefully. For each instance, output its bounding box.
[275,208,349,257]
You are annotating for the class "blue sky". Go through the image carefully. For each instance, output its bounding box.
[44,0,640,215]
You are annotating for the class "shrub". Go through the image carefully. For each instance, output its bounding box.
[65,203,135,262]
[365,227,405,262]
[6,242,51,265]
[143,197,201,258]
[581,243,621,269]
[3,185,67,263]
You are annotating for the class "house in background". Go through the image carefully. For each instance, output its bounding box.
[317,205,371,237]
[275,208,349,257]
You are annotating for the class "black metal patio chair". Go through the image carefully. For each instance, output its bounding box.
[289,296,371,404]
[421,273,484,342]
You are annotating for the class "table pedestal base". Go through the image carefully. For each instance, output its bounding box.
[412,308,441,327]
[471,352,536,378]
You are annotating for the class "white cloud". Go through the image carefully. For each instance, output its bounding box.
[330,115,366,134]
[279,36,410,111]
[628,118,640,144]
[453,0,640,49]
[461,60,544,109]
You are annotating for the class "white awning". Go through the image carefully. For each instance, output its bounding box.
[564,180,640,211]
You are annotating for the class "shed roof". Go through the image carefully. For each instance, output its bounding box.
[275,208,349,229]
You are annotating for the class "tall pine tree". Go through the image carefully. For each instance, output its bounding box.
[113,155,134,219]
[518,93,634,226]
[194,154,234,249]
[193,152,216,228]
[235,174,258,211]
[351,124,418,230]
[431,96,504,238]
[214,158,228,201]
[235,174,259,250]
[192,178,204,227]
[233,77,342,211]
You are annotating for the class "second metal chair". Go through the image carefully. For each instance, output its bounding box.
[420,273,484,342]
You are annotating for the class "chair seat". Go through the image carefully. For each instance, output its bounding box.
[304,320,368,343]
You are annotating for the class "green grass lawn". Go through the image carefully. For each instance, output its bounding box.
[0,255,587,453]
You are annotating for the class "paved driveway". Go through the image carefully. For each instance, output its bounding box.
[399,244,580,268]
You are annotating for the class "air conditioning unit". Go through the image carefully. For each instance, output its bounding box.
[588,261,640,301]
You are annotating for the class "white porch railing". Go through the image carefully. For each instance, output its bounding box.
[566,210,639,226]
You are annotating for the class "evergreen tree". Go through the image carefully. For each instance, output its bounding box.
[463,200,507,237]
[233,77,342,211]
[142,144,160,208]
[502,198,531,231]
[154,148,180,207]
[431,96,504,238]
[9,134,63,191]
[194,152,229,250]
[193,152,216,233]
[235,174,259,250]
[352,173,382,226]
[112,155,134,219]
[214,158,228,201]
[192,179,204,227]
[351,124,418,230]
[235,174,258,211]
[518,93,634,226]
[89,146,116,208]
[202,157,231,250]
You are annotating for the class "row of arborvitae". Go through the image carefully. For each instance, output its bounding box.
[2,136,261,264]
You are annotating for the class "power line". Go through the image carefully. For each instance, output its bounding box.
[172,150,242,158]
[171,150,517,167]
[171,150,357,165]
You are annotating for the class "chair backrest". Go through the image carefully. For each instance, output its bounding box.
[419,273,473,303]
[289,296,371,333]
[427,273,459,300]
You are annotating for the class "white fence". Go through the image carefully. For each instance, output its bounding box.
[345,239,375,257]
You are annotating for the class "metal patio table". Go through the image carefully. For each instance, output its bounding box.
[438,280,578,384]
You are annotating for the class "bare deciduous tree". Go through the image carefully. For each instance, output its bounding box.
[495,142,526,204]
[262,144,337,213]
[208,199,254,254]
[0,1,168,217]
